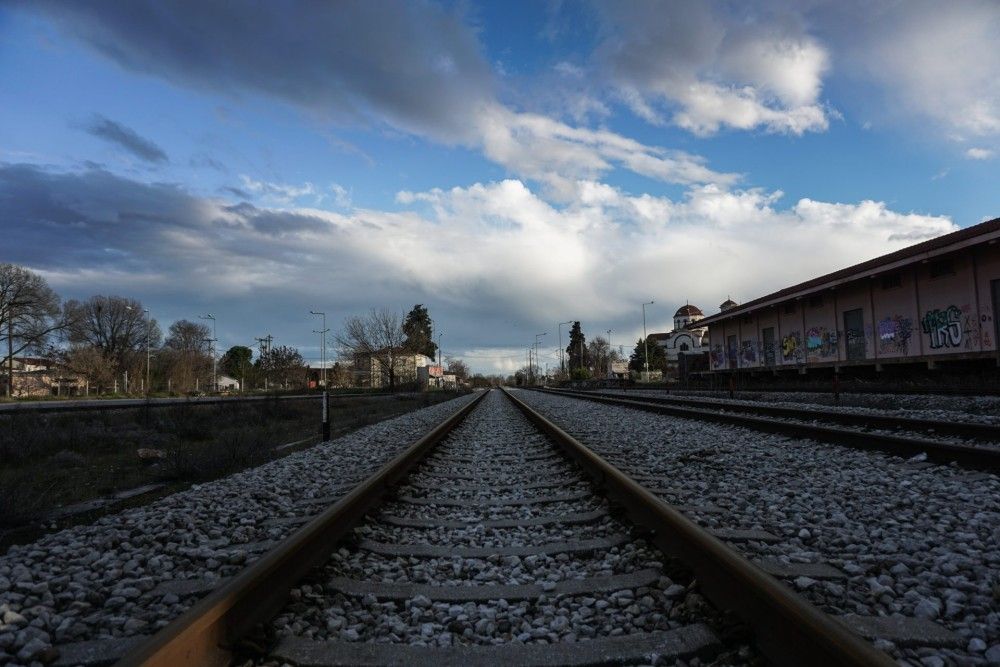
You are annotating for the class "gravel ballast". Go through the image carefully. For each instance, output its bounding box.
[517,388,1000,665]
[0,393,479,665]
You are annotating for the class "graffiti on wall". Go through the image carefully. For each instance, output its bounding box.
[877,315,913,355]
[740,340,757,365]
[781,331,803,362]
[805,326,838,359]
[983,311,995,350]
[921,306,963,349]
[710,344,726,369]
[962,313,981,350]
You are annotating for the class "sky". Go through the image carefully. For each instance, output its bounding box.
[1,0,998,374]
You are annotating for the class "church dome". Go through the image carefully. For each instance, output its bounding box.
[720,298,738,311]
[674,304,703,317]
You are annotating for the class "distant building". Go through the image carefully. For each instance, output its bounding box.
[217,375,240,391]
[367,350,435,388]
[2,357,85,397]
[647,304,710,374]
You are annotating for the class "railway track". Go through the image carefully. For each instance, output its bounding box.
[540,388,1000,472]
[105,388,924,666]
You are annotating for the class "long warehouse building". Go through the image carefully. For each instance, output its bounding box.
[694,216,1000,374]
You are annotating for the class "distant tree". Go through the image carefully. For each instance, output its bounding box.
[628,336,667,373]
[445,357,469,382]
[64,295,162,387]
[402,304,437,360]
[0,264,65,397]
[220,345,254,391]
[586,336,622,378]
[565,322,589,372]
[329,361,353,388]
[159,319,212,392]
[62,345,115,394]
[335,308,407,389]
[257,345,307,389]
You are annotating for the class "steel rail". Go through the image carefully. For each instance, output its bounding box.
[538,388,1000,472]
[0,391,426,415]
[114,390,489,667]
[554,387,1000,442]
[501,388,894,667]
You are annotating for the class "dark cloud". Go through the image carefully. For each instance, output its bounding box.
[80,114,168,163]
[36,1,494,143]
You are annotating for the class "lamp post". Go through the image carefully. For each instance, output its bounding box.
[310,310,330,440]
[607,328,613,378]
[199,313,217,392]
[534,332,547,386]
[126,305,151,395]
[557,320,573,377]
[642,301,654,377]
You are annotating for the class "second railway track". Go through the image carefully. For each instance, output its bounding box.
[111,388,926,666]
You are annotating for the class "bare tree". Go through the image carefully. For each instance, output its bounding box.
[335,308,407,389]
[160,319,212,392]
[0,264,65,397]
[256,345,307,389]
[63,295,162,385]
[62,345,115,394]
[445,357,470,382]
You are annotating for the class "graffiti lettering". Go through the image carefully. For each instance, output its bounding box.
[877,315,912,355]
[710,344,726,369]
[921,306,962,349]
[805,326,838,359]
[781,331,803,362]
[740,340,757,365]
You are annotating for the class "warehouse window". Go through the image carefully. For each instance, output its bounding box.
[680,343,689,351]
[783,303,796,314]
[881,273,902,290]
[808,295,824,308]
[929,260,954,279]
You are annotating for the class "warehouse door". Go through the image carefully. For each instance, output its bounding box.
[727,335,738,369]
[762,327,776,367]
[993,280,1000,354]
[843,309,866,361]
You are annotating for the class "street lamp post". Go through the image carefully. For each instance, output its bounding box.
[310,310,329,440]
[557,321,573,377]
[199,314,217,392]
[607,328,613,378]
[126,305,151,395]
[534,332,547,385]
[642,301,654,378]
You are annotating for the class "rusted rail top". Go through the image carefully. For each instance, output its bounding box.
[551,387,1000,442]
[540,388,1000,472]
[501,388,894,667]
[114,390,488,667]
[0,391,424,415]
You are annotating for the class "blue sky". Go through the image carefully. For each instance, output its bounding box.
[2,1,998,373]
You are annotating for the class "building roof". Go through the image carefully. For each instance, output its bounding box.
[674,304,703,317]
[719,299,738,310]
[693,216,1000,329]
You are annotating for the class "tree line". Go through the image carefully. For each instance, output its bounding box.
[0,263,307,396]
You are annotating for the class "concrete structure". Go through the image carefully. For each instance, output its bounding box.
[2,357,85,397]
[368,351,435,388]
[648,304,709,374]
[694,217,1000,373]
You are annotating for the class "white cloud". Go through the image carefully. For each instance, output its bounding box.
[965,147,994,160]
[595,2,832,136]
[239,175,317,203]
[4,165,956,374]
[818,0,1000,145]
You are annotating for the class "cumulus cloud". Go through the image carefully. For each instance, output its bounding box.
[965,148,994,160]
[79,114,168,163]
[27,0,732,191]
[594,1,831,135]
[814,0,1000,145]
[2,163,956,372]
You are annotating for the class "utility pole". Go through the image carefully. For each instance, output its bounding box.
[200,314,217,392]
[641,301,654,377]
[310,311,330,440]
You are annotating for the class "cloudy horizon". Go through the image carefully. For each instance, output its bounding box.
[2,1,998,374]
